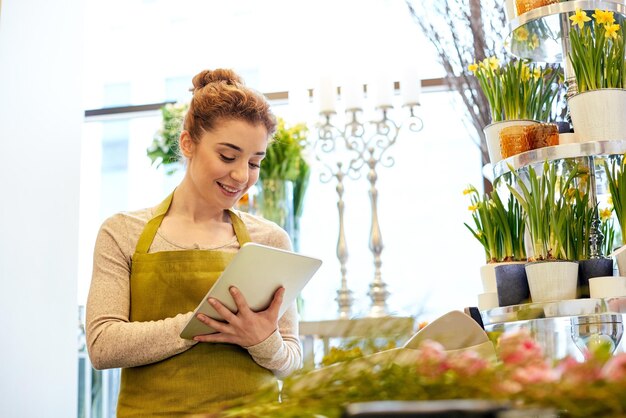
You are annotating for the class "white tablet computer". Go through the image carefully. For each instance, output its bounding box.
[180,242,322,340]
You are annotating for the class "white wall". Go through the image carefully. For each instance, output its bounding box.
[0,0,83,416]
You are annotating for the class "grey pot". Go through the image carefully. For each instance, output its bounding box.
[578,258,614,298]
[495,263,530,307]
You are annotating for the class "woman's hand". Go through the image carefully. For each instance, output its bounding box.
[193,286,285,347]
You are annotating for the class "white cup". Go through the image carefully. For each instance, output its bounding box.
[589,276,626,298]
[478,292,499,311]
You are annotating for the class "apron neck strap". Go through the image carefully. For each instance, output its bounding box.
[135,192,251,254]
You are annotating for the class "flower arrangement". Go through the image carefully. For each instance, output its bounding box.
[464,185,526,263]
[569,8,626,92]
[147,102,187,174]
[603,155,626,246]
[259,117,310,223]
[212,329,626,418]
[468,58,561,122]
[506,160,588,261]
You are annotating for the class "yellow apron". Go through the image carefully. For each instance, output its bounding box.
[116,193,275,417]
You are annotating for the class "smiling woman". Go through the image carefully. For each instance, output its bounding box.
[85,68,303,417]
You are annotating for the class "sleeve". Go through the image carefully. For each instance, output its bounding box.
[246,303,302,379]
[243,217,303,378]
[85,215,197,370]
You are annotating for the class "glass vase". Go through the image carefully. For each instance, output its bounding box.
[257,179,295,238]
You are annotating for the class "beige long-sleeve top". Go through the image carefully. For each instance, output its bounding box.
[86,206,302,379]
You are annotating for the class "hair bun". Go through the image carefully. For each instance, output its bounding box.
[191,69,243,93]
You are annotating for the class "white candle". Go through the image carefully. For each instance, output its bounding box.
[401,67,421,107]
[341,79,363,110]
[317,74,336,114]
[373,70,394,108]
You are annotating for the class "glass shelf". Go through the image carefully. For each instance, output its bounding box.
[493,139,626,177]
[481,296,626,326]
[505,0,626,62]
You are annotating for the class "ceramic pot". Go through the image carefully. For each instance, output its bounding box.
[483,119,539,165]
[495,263,530,306]
[578,258,615,298]
[525,260,579,303]
[613,245,626,276]
[568,89,626,142]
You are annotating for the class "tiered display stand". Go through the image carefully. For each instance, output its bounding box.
[480,0,626,360]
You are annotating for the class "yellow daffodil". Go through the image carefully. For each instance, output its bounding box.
[570,9,591,30]
[605,23,621,40]
[608,195,614,206]
[593,9,615,25]
[529,34,540,50]
[515,27,529,42]
[532,67,541,80]
[600,207,613,221]
[468,204,479,212]
[521,65,531,82]
[487,56,500,71]
[468,63,479,73]
[566,187,577,200]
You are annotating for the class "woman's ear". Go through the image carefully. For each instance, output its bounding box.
[179,130,195,159]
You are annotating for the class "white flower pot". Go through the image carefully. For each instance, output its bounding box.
[568,88,626,142]
[525,260,579,303]
[483,119,539,165]
[612,244,626,276]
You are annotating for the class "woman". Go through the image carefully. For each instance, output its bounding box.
[86,68,302,417]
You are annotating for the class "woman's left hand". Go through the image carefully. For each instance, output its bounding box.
[193,286,285,347]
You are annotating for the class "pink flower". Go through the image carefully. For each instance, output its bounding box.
[556,355,602,385]
[447,350,490,377]
[601,353,626,382]
[511,364,557,384]
[416,340,449,378]
[497,329,545,367]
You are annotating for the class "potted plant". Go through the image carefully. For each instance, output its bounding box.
[464,185,528,307]
[506,160,587,302]
[568,8,626,142]
[558,164,614,298]
[469,58,561,164]
[603,154,626,275]
[147,102,188,174]
[257,117,310,250]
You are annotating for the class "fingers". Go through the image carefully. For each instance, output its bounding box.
[228,286,252,314]
[267,286,285,316]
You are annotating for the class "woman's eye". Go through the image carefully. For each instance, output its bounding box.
[249,162,261,169]
[219,154,235,162]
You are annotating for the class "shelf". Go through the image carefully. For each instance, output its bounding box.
[493,139,626,177]
[505,0,626,62]
[481,296,626,326]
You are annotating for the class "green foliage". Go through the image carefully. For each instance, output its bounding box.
[262,118,311,219]
[469,58,561,122]
[147,103,187,174]
[569,9,626,92]
[603,154,626,245]
[464,185,526,263]
[506,161,588,261]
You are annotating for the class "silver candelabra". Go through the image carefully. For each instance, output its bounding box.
[314,102,424,318]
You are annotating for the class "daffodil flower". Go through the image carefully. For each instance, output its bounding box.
[468,204,479,212]
[593,9,615,25]
[515,27,529,42]
[521,65,531,82]
[570,9,591,30]
[600,207,613,222]
[487,56,500,71]
[468,63,479,73]
[463,186,476,195]
[605,23,621,40]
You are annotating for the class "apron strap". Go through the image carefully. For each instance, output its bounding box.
[229,210,251,246]
[135,192,174,254]
[135,192,252,254]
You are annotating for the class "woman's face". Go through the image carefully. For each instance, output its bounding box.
[181,119,268,209]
